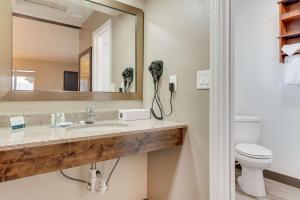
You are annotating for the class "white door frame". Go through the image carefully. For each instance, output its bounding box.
[209,0,234,199]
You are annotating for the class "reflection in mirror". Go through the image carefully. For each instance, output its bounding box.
[11,0,136,93]
[12,69,36,91]
[79,47,92,92]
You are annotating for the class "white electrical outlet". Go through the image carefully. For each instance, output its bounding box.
[169,75,177,91]
[197,70,210,90]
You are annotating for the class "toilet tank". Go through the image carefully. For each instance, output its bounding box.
[235,116,261,144]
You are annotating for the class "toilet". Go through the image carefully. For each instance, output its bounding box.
[235,116,273,197]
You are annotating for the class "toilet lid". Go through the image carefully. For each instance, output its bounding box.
[235,143,272,159]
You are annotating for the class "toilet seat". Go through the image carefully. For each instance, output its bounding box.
[235,146,273,197]
[235,143,272,159]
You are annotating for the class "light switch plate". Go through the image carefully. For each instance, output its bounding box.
[169,75,177,91]
[197,70,210,90]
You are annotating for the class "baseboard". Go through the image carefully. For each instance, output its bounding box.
[263,170,300,189]
[235,164,300,189]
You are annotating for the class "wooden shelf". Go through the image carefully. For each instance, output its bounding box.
[0,127,186,183]
[278,0,300,6]
[279,31,300,39]
[281,10,300,22]
[279,0,300,62]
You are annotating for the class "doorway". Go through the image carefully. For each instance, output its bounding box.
[210,0,300,199]
[92,20,112,92]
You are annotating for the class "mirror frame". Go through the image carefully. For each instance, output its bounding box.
[1,0,144,101]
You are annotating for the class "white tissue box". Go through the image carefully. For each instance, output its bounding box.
[118,109,151,121]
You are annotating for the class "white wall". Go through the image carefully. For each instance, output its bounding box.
[144,0,210,199]
[234,0,300,179]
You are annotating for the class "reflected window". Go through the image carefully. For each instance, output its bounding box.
[12,69,36,91]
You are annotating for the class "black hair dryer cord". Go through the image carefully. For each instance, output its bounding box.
[151,83,164,120]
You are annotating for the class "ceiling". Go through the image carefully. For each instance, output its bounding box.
[12,0,122,27]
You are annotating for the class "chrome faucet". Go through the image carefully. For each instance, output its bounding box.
[86,105,96,124]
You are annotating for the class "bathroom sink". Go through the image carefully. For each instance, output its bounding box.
[66,122,128,133]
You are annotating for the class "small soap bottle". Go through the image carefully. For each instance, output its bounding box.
[61,113,65,123]
[56,112,61,125]
[51,114,56,127]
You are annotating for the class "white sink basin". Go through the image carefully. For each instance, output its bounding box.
[66,122,128,133]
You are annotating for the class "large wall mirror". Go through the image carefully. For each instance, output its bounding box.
[0,0,143,101]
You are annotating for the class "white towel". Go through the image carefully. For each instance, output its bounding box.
[284,55,300,85]
[281,43,300,56]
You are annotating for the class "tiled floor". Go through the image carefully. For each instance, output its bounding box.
[236,173,300,200]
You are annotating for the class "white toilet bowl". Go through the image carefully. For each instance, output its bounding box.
[235,143,272,197]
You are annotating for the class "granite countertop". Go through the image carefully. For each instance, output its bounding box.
[0,119,187,151]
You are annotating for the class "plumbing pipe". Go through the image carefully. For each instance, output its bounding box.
[89,163,97,192]
[89,168,97,192]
